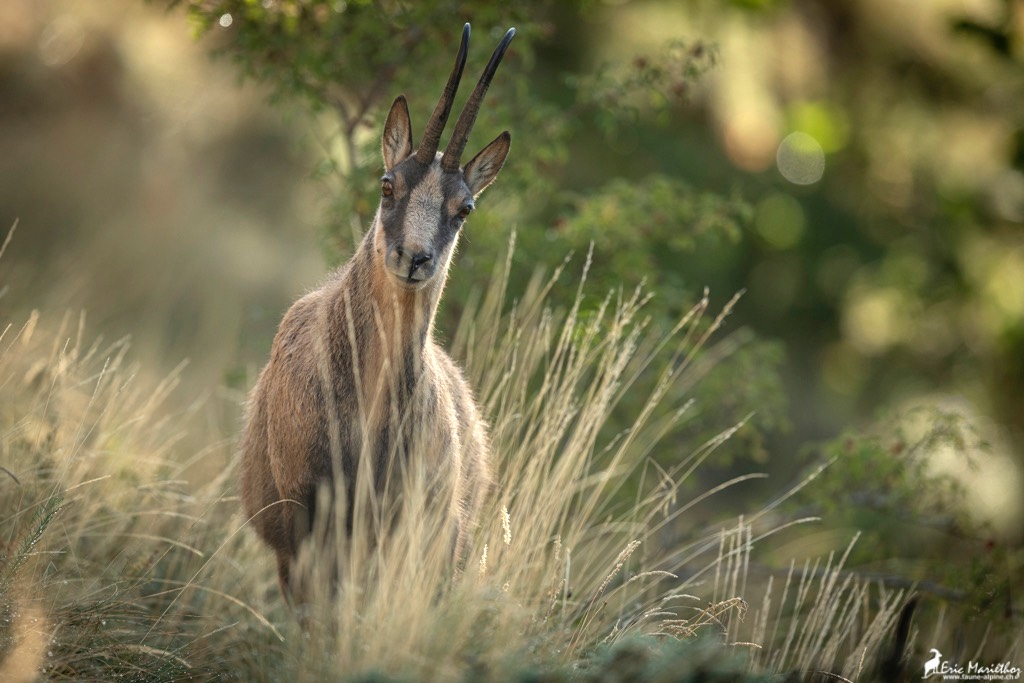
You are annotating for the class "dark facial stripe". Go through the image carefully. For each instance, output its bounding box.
[380,161,426,247]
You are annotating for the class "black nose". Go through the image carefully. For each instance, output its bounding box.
[410,251,433,270]
[391,245,434,278]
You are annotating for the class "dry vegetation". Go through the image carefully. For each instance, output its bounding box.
[1,231,1020,681]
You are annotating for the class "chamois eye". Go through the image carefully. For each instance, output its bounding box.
[457,205,473,220]
[381,179,394,197]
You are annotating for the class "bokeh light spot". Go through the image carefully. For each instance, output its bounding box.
[777,131,825,185]
[218,13,233,28]
[723,111,780,172]
[990,169,1024,223]
[842,287,906,354]
[754,192,806,249]
[789,101,849,153]
[38,16,85,68]
[987,247,1024,320]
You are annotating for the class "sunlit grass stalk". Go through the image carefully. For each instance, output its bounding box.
[4,233,1005,681]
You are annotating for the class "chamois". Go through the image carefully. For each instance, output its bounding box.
[239,24,514,603]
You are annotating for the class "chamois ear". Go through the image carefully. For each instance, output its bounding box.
[463,131,510,196]
[382,95,414,171]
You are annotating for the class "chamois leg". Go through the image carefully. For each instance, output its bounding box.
[277,548,317,631]
[275,551,293,606]
[281,487,342,627]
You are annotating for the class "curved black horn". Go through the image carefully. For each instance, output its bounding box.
[441,27,515,172]
[416,23,471,165]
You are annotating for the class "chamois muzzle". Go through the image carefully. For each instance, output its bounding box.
[386,243,436,286]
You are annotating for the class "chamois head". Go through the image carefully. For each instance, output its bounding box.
[376,24,514,289]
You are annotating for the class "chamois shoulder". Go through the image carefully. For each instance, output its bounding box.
[431,351,483,418]
[270,290,322,360]
[271,257,353,353]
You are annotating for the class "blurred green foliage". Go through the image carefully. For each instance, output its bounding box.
[794,406,1023,624]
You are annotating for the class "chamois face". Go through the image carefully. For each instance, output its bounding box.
[377,95,510,290]
[378,156,474,288]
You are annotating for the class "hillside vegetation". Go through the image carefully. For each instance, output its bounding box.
[2,243,1018,681]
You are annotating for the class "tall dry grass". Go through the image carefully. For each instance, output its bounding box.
[3,229,1015,681]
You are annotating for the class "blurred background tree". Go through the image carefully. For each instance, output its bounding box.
[1,0,1021,638]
